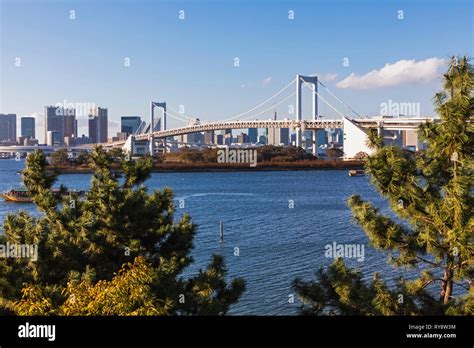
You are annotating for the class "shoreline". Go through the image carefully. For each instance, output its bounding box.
[48,160,364,174]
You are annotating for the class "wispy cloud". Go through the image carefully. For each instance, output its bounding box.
[319,73,338,82]
[261,76,272,87]
[336,57,447,90]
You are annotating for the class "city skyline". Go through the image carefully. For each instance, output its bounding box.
[1,0,472,143]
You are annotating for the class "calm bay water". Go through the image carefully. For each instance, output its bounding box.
[0,159,403,315]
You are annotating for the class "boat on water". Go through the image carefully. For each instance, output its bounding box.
[0,187,85,202]
[348,169,365,177]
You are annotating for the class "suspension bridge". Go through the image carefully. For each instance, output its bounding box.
[112,74,436,158]
[0,74,437,158]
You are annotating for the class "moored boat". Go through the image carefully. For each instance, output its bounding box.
[348,169,365,177]
[0,187,85,203]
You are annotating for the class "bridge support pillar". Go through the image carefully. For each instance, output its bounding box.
[296,74,318,155]
[151,102,167,155]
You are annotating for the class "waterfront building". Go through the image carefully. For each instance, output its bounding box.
[214,134,224,145]
[248,128,258,143]
[121,116,141,135]
[44,106,76,145]
[20,117,35,139]
[0,114,17,142]
[204,131,214,144]
[237,132,249,144]
[89,107,108,143]
[46,131,61,146]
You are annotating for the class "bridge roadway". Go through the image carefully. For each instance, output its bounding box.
[108,116,438,147]
[0,117,438,153]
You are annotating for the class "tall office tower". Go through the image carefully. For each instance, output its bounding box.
[248,128,258,143]
[223,129,232,146]
[267,111,280,145]
[279,128,290,145]
[21,117,35,139]
[237,133,249,144]
[317,129,328,146]
[45,106,75,145]
[186,132,199,144]
[204,131,214,144]
[63,112,77,139]
[46,131,61,146]
[121,116,141,135]
[214,134,224,145]
[0,114,17,142]
[89,107,108,143]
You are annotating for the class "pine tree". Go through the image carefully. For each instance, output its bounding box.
[0,147,245,315]
[293,56,473,315]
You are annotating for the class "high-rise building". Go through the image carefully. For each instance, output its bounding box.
[237,132,249,144]
[327,128,344,146]
[21,117,35,139]
[248,128,258,143]
[44,106,76,145]
[0,114,17,142]
[63,113,77,139]
[267,111,290,145]
[121,116,141,135]
[204,131,214,144]
[89,107,108,143]
[280,128,289,145]
[46,131,61,146]
[214,134,224,145]
[223,129,232,146]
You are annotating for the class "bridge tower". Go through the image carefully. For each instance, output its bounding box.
[150,102,167,155]
[296,75,318,155]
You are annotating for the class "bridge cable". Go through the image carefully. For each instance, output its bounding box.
[167,105,194,121]
[230,90,297,121]
[302,80,346,119]
[220,79,295,122]
[317,80,361,118]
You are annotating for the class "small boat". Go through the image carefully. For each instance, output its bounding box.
[348,169,365,177]
[0,187,85,203]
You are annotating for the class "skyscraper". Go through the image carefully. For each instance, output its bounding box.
[268,111,289,145]
[121,116,142,135]
[21,117,35,139]
[248,128,258,143]
[44,106,76,145]
[204,131,214,144]
[0,114,17,142]
[89,107,108,143]
[63,113,77,139]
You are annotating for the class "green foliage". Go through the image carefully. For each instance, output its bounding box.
[15,257,170,315]
[257,145,313,162]
[75,151,91,166]
[294,56,473,315]
[0,146,245,315]
[50,149,70,167]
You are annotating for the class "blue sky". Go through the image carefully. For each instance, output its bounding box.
[1,0,473,141]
